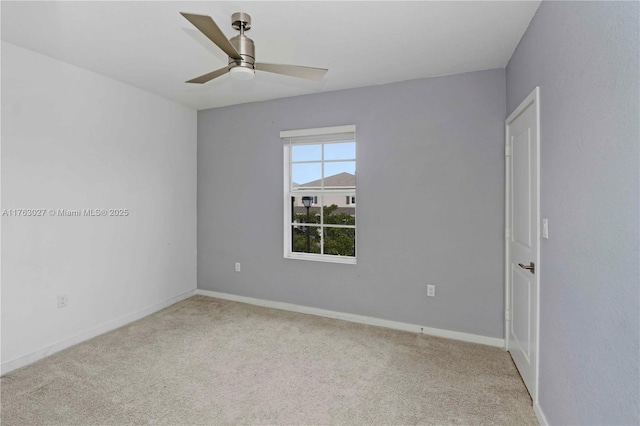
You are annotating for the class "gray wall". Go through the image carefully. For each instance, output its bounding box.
[198,69,506,338]
[506,2,639,424]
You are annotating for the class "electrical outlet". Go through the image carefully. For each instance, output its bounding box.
[427,285,436,297]
[57,294,68,308]
[235,262,241,272]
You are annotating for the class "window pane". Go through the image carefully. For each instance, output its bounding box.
[292,144,321,162]
[292,200,321,224]
[322,201,355,227]
[292,163,321,188]
[324,161,356,187]
[323,227,356,257]
[292,226,321,254]
[324,142,355,160]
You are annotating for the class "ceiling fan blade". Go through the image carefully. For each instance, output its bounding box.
[186,67,229,84]
[255,63,328,81]
[180,12,242,60]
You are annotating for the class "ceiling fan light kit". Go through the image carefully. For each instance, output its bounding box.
[229,66,255,80]
[181,11,328,84]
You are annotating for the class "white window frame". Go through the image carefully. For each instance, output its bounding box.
[282,124,356,264]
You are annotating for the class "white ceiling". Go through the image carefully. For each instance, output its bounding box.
[1,1,540,111]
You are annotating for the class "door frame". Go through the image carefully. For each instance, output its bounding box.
[504,86,540,403]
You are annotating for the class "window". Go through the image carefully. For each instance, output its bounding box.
[282,125,356,264]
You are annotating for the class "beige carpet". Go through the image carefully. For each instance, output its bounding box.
[1,296,537,425]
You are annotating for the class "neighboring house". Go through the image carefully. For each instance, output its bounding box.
[291,172,355,216]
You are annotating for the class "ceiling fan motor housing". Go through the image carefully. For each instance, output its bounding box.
[229,12,255,71]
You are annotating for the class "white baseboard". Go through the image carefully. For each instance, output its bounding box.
[534,401,548,426]
[195,289,505,348]
[1,289,196,376]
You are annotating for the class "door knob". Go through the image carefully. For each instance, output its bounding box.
[518,262,535,274]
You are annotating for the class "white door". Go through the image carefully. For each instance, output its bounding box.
[505,87,540,402]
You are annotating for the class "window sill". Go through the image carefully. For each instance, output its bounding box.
[285,253,357,265]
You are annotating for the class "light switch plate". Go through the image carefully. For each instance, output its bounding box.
[542,219,549,239]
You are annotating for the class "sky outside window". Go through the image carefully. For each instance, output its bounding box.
[291,141,355,185]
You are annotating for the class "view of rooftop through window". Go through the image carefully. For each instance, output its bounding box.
[291,142,355,186]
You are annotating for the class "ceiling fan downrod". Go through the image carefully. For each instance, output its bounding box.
[229,12,254,72]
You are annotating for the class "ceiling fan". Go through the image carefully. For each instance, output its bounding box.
[181,12,328,84]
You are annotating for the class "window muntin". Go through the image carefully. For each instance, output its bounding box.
[283,125,356,264]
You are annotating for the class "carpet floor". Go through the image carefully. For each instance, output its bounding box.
[1,296,537,425]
